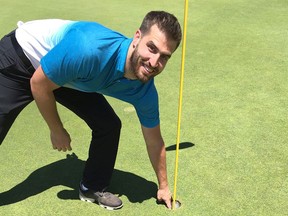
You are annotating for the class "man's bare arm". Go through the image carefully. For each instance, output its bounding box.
[141,124,172,209]
[30,66,71,151]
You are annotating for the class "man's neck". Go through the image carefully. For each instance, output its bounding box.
[124,43,137,80]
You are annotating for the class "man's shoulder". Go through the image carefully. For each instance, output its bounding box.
[71,21,126,38]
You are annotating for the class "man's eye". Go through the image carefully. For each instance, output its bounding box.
[148,45,157,53]
[160,55,170,62]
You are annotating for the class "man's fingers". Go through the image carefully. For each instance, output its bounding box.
[52,144,72,152]
[156,197,172,209]
[165,197,172,209]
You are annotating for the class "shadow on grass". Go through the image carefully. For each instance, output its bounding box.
[166,142,195,151]
[0,153,157,206]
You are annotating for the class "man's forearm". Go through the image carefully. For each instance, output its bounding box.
[146,139,169,188]
[30,66,63,132]
[141,125,172,208]
[141,125,169,188]
[30,66,71,151]
[32,88,63,132]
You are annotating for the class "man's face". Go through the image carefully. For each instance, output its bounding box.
[129,25,177,83]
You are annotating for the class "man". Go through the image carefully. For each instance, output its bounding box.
[0,11,182,210]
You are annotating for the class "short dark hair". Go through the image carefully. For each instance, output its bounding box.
[140,11,182,50]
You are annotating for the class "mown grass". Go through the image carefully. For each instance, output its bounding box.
[1,0,287,215]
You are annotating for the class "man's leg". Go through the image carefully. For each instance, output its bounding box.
[53,87,122,191]
[0,31,34,145]
[0,75,33,144]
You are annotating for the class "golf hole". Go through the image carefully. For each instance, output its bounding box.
[173,200,181,209]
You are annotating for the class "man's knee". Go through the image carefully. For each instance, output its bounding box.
[105,114,122,132]
[90,112,122,135]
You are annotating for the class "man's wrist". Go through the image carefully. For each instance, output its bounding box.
[49,123,65,133]
[158,182,169,190]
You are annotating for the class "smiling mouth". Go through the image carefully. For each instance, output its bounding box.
[143,64,155,74]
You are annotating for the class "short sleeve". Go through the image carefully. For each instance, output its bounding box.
[40,29,96,86]
[133,82,160,128]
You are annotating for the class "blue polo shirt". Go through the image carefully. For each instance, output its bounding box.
[40,21,159,128]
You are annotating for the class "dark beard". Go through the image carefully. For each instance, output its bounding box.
[129,48,139,76]
[129,46,150,83]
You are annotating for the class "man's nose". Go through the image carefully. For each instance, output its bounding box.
[149,54,160,68]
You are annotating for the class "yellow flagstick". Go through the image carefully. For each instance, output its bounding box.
[172,0,189,210]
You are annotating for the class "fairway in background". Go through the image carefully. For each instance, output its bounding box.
[1,0,287,215]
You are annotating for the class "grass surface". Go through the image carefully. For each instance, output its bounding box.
[1,0,288,215]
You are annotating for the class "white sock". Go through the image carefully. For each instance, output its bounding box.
[81,183,89,191]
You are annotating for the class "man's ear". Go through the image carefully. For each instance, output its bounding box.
[132,29,141,47]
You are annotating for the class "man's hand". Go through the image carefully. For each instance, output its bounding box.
[157,187,172,209]
[50,128,72,152]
